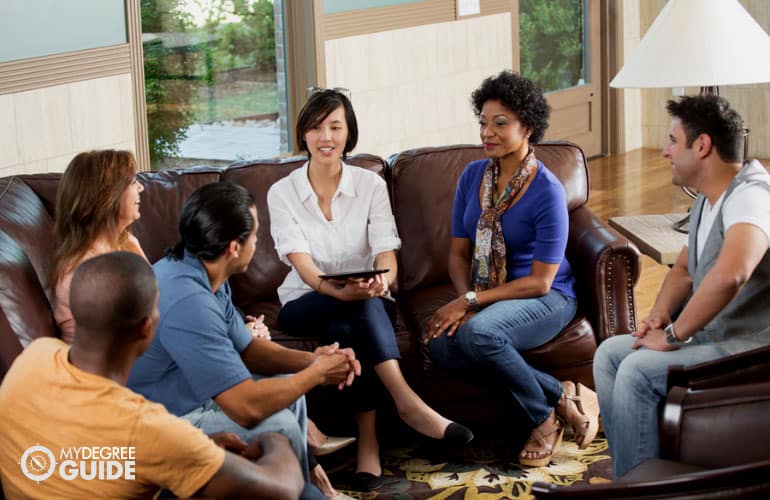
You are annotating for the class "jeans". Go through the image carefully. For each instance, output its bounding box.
[181,379,325,500]
[593,334,728,478]
[428,289,577,428]
[279,293,400,413]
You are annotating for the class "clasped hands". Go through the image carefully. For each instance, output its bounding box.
[424,296,474,344]
[325,273,389,301]
[631,312,676,352]
[245,314,271,340]
[310,342,362,390]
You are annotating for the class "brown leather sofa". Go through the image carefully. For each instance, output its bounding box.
[0,141,639,431]
[532,344,770,498]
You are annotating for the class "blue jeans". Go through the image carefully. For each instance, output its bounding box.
[593,334,728,478]
[428,289,577,428]
[181,379,324,500]
[279,293,400,413]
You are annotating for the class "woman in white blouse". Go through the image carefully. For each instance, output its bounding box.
[267,88,472,491]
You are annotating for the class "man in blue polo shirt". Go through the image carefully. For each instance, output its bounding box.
[128,182,360,500]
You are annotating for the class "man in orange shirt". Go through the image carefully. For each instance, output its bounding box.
[0,251,303,499]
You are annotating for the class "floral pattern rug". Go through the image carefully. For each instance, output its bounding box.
[324,431,612,499]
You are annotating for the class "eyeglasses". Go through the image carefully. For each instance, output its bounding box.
[306,86,352,100]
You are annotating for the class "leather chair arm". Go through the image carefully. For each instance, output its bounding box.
[666,344,770,391]
[531,459,770,499]
[0,308,24,383]
[567,206,641,342]
[660,380,770,467]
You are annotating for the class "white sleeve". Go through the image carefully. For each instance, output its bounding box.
[267,183,312,265]
[723,183,770,248]
[367,176,402,256]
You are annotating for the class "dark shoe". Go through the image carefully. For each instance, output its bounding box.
[350,472,383,491]
[442,422,474,445]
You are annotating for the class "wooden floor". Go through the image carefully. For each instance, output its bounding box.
[585,148,768,319]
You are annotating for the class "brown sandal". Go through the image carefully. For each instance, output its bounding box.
[519,413,564,467]
[559,381,600,449]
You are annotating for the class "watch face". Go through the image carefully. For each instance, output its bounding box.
[664,325,677,344]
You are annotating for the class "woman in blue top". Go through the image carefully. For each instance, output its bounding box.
[427,71,599,467]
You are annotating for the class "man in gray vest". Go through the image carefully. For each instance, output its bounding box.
[594,94,770,479]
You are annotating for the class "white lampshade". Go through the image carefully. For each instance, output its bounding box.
[611,0,770,88]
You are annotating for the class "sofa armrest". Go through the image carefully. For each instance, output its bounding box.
[666,344,770,391]
[660,380,770,467]
[531,459,770,499]
[567,206,641,342]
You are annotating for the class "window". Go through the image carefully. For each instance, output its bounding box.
[140,0,287,169]
[519,0,587,93]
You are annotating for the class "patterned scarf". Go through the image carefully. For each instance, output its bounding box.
[471,147,537,291]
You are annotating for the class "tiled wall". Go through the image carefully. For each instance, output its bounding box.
[324,13,513,158]
[0,73,135,177]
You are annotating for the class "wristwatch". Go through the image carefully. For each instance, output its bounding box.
[664,322,692,346]
[464,291,480,311]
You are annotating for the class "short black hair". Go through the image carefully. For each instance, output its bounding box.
[666,95,744,163]
[471,70,550,143]
[71,251,157,335]
[295,89,358,158]
[168,182,256,261]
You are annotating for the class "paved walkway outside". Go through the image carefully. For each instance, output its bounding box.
[177,121,281,161]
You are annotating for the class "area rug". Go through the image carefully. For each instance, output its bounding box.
[324,430,612,499]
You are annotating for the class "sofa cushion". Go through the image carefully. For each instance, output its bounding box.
[0,230,57,348]
[0,177,58,352]
[19,173,61,217]
[132,166,223,264]
[0,177,56,299]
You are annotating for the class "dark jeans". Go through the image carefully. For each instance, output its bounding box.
[428,289,577,428]
[279,293,401,413]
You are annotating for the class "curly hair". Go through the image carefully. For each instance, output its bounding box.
[666,95,744,163]
[51,150,138,287]
[471,70,550,144]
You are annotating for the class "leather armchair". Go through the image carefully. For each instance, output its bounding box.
[387,142,640,424]
[531,459,770,499]
[660,344,770,469]
[532,344,770,498]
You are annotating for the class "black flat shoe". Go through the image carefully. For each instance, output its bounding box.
[350,471,383,491]
[442,422,474,445]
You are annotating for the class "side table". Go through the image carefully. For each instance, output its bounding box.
[608,213,688,266]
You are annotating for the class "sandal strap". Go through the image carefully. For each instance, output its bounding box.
[524,419,562,452]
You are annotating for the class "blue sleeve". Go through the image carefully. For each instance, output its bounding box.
[222,281,254,353]
[158,293,252,402]
[451,163,475,238]
[532,180,570,264]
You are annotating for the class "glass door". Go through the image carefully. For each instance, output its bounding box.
[519,0,601,157]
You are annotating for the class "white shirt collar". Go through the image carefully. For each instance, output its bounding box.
[293,161,356,202]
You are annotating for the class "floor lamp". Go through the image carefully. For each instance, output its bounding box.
[609,0,770,232]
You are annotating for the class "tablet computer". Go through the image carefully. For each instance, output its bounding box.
[318,268,389,280]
